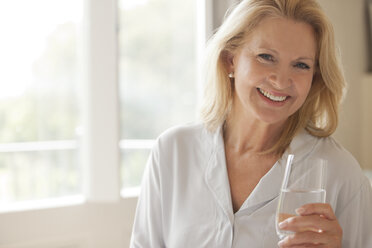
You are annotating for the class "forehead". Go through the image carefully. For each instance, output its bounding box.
[243,17,317,58]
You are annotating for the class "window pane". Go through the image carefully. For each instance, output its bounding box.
[118,0,197,139]
[118,0,197,189]
[0,0,82,203]
[0,149,79,203]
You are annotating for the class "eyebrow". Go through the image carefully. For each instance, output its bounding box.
[259,47,315,62]
[296,57,314,62]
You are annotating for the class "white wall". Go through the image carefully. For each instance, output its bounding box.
[0,198,137,248]
[212,0,237,30]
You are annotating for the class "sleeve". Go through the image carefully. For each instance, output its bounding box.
[337,177,372,247]
[129,143,165,248]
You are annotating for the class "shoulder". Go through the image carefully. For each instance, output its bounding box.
[312,135,362,177]
[292,130,361,172]
[297,132,369,206]
[158,122,205,141]
[290,130,365,190]
[149,123,214,184]
[315,136,372,218]
[290,131,371,214]
[316,136,366,190]
[151,122,210,158]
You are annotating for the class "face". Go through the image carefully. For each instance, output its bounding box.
[227,17,317,126]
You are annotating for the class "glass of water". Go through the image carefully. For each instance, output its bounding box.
[276,154,327,239]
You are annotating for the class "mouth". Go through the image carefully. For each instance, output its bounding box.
[257,88,290,102]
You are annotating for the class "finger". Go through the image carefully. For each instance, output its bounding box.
[279,244,328,248]
[278,231,332,247]
[278,244,328,248]
[279,215,335,234]
[296,203,336,220]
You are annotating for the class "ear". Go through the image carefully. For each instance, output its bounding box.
[221,50,235,72]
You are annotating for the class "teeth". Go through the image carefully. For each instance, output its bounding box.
[258,88,287,102]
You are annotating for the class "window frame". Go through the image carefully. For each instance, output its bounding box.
[0,0,212,211]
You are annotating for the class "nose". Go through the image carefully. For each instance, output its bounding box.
[268,68,292,90]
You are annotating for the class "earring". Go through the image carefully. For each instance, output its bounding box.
[228,72,234,78]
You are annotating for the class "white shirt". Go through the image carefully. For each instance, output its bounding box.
[130,123,372,248]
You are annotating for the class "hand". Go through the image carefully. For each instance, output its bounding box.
[277,203,342,248]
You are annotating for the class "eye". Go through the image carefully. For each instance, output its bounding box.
[294,62,310,70]
[258,53,274,62]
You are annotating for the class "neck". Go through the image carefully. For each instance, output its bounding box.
[223,110,285,156]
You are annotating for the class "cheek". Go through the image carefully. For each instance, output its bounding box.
[236,61,267,87]
[295,75,313,99]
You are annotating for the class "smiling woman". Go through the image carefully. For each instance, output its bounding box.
[130,0,372,247]
[224,17,316,130]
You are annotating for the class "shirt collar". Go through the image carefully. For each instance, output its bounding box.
[203,124,319,215]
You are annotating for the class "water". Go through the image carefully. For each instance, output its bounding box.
[276,189,326,239]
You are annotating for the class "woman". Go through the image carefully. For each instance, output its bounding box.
[130,0,372,247]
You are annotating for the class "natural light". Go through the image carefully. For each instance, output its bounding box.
[0,0,82,99]
[0,0,83,205]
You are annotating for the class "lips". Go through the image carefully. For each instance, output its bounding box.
[257,88,289,102]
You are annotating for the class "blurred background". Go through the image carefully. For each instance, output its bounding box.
[0,0,371,247]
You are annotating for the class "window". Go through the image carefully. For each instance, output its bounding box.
[118,0,198,193]
[0,0,204,246]
[0,0,83,204]
[0,0,202,207]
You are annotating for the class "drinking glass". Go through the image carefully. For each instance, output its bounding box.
[275,154,327,239]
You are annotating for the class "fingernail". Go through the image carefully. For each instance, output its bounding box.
[296,207,305,215]
[278,221,287,228]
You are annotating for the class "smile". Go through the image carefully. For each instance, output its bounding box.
[258,88,288,102]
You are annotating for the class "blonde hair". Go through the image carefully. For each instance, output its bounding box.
[200,0,346,155]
